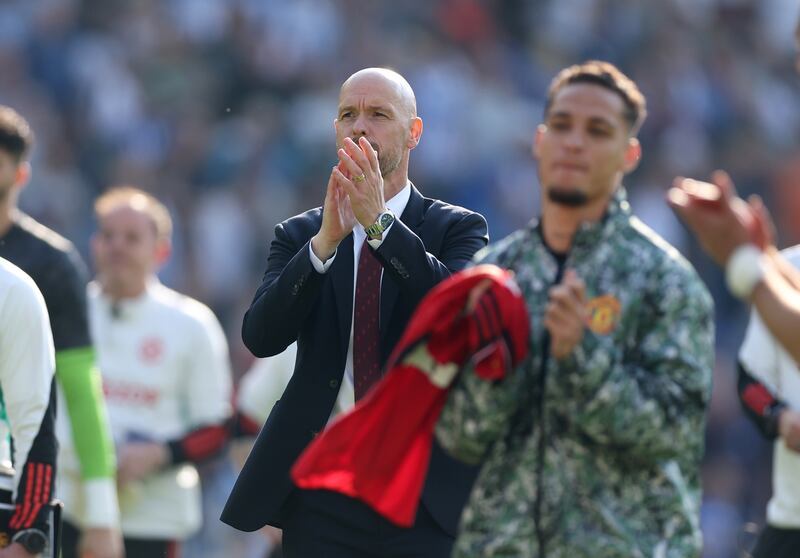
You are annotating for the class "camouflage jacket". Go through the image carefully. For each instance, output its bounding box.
[437,189,714,558]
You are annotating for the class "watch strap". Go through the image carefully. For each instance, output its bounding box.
[365,210,395,239]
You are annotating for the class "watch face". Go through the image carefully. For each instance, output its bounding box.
[379,213,394,228]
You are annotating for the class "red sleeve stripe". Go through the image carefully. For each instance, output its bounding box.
[181,425,228,462]
[10,463,52,529]
[742,384,776,416]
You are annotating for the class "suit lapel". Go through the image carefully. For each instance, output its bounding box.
[331,234,354,353]
[379,185,426,339]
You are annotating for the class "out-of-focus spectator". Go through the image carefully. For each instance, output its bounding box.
[59,187,233,558]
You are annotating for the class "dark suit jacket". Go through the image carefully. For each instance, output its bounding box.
[221,185,488,535]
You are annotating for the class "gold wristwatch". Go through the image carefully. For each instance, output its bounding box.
[364,210,395,240]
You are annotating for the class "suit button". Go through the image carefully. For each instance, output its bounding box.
[291,283,300,295]
[390,257,409,279]
[329,379,339,389]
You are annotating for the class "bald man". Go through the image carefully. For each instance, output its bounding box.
[222,68,488,557]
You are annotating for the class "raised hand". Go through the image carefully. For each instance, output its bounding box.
[311,164,357,261]
[667,170,763,265]
[333,137,386,228]
[544,270,587,359]
[117,442,168,486]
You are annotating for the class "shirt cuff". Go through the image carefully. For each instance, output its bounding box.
[82,478,120,528]
[366,220,395,249]
[309,243,336,273]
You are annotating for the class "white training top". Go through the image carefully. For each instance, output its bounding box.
[58,279,232,539]
[0,257,55,495]
[739,245,800,528]
[237,342,296,425]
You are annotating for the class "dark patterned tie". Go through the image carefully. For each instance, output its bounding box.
[353,241,382,400]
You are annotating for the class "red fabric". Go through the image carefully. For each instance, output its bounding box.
[354,242,383,400]
[742,383,775,415]
[181,425,228,461]
[10,462,52,529]
[236,412,263,437]
[292,264,529,526]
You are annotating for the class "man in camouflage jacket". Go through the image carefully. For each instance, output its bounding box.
[436,61,714,558]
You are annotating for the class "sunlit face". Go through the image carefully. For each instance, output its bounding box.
[334,74,418,178]
[534,83,640,208]
[91,205,163,292]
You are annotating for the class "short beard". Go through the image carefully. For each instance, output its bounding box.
[547,187,588,207]
[379,153,401,177]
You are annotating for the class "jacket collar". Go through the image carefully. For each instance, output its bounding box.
[399,182,425,229]
[532,186,631,254]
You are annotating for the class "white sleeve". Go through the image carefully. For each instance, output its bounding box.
[0,275,55,490]
[309,243,336,273]
[238,343,296,423]
[182,307,233,427]
[738,308,781,391]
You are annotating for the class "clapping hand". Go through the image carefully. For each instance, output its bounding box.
[545,270,587,359]
[332,137,386,228]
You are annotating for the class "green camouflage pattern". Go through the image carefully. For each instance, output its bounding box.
[437,188,714,558]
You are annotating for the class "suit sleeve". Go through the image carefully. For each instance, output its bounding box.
[737,308,786,439]
[242,220,328,357]
[374,210,488,304]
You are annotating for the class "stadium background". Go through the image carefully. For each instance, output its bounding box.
[1,0,799,556]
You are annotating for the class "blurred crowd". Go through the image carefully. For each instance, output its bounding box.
[1,0,800,556]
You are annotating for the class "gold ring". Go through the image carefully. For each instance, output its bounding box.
[353,174,366,183]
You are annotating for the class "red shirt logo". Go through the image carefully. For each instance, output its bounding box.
[139,337,164,365]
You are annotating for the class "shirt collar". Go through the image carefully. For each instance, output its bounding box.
[92,277,160,319]
[386,181,412,218]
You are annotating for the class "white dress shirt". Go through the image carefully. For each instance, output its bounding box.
[308,183,411,419]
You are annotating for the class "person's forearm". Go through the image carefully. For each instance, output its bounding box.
[751,264,800,364]
[436,356,522,465]
[243,240,324,357]
[166,423,229,465]
[767,248,800,291]
[56,347,116,479]
[10,382,57,533]
[736,361,785,439]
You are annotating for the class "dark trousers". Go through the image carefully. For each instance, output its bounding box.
[752,525,800,558]
[282,489,454,558]
[61,519,180,558]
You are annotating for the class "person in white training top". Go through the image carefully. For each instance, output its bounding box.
[58,187,233,558]
[0,257,56,558]
[737,244,800,557]
[234,342,297,438]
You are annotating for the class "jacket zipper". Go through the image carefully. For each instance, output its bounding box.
[534,256,567,558]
